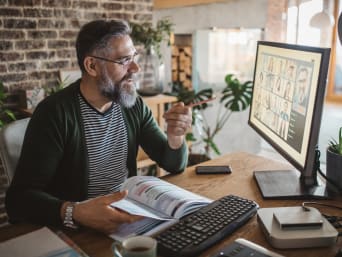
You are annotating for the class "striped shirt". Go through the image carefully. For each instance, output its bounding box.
[78,94,128,199]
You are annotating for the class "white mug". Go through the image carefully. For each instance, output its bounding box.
[112,236,157,257]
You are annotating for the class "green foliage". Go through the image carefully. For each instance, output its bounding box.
[167,82,214,143]
[171,81,214,110]
[0,81,16,128]
[221,74,253,111]
[329,127,342,155]
[171,74,252,156]
[45,76,69,96]
[130,18,173,59]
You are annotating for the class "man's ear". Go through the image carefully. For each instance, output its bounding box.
[83,57,97,76]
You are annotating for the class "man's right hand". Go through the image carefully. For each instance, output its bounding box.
[68,191,142,234]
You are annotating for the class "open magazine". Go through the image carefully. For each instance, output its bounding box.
[110,176,212,241]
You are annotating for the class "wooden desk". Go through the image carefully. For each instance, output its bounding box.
[1,152,341,257]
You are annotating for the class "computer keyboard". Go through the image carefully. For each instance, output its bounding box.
[156,195,259,257]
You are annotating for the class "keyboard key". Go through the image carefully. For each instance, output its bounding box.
[156,195,259,257]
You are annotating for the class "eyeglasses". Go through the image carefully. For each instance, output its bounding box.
[89,52,139,67]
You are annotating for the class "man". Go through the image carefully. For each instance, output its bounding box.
[279,101,289,139]
[294,67,309,106]
[5,20,192,234]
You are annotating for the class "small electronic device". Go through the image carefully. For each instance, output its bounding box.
[248,41,331,199]
[273,206,323,230]
[257,206,338,249]
[195,165,232,175]
[210,238,285,257]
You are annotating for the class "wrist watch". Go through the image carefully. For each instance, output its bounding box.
[63,202,79,229]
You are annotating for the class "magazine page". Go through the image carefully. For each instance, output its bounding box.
[0,227,85,257]
[109,218,177,242]
[121,176,211,218]
[111,198,172,220]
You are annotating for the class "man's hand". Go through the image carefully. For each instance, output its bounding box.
[66,191,142,234]
[163,102,192,149]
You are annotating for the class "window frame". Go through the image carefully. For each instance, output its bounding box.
[327,0,342,103]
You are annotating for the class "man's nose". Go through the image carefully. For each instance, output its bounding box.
[128,61,140,73]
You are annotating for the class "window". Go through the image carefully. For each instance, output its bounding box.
[287,0,340,103]
[287,0,332,47]
[193,28,263,91]
[329,0,342,101]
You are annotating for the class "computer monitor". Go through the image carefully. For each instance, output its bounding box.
[248,41,331,199]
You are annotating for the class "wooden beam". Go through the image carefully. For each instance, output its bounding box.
[154,0,227,10]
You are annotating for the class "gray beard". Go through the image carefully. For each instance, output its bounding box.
[99,69,137,108]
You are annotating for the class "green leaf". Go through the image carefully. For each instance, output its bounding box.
[221,74,253,112]
[186,132,197,142]
[0,81,16,126]
[130,18,173,60]
[4,109,16,121]
[170,82,214,110]
[328,127,342,155]
[204,138,221,155]
[172,74,251,158]
[0,81,6,101]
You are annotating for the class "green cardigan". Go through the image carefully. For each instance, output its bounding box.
[5,80,187,226]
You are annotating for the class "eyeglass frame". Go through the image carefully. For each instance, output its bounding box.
[88,51,139,67]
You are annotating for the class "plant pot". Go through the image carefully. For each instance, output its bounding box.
[326,147,342,191]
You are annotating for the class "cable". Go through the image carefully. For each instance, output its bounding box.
[302,202,342,211]
[302,201,342,233]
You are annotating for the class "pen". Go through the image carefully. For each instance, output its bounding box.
[187,97,216,108]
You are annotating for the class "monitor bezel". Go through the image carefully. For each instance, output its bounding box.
[248,41,330,186]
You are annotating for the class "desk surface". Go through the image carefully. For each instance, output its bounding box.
[1,152,341,257]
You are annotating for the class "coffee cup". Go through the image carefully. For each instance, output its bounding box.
[112,236,157,257]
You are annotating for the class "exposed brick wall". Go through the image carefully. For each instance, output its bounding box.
[0,0,153,227]
[0,0,153,92]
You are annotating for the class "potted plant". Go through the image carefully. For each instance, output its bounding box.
[170,74,253,165]
[130,18,173,96]
[0,81,15,128]
[169,82,214,165]
[192,74,252,157]
[130,18,173,59]
[44,76,69,96]
[326,127,342,191]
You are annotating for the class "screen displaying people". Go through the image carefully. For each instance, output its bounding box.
[250,42,329,185]
[252,53,314,153]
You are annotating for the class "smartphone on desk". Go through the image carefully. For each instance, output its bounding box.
[195,165,232,175]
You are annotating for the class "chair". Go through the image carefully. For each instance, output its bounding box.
[0,118,30,183]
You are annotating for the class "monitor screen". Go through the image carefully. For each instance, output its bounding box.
[248,41,331,199]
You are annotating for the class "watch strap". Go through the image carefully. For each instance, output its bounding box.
[63,202,79,229]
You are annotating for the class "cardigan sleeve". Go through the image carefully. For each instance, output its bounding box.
[5,96,71,226]
[137,99,188,173]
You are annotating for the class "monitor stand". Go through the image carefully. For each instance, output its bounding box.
[254,169,331,199]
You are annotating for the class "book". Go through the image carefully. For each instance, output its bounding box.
[0,227,88,257]
[110,176,212,241]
